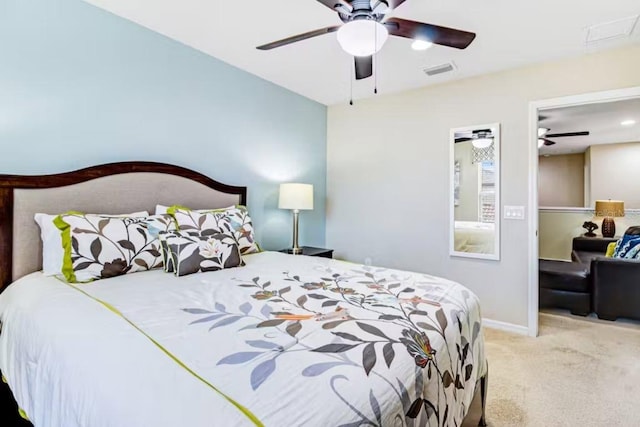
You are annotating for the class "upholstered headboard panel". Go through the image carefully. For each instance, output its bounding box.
[0,162,247,288]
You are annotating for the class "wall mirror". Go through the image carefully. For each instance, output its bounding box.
[450,123,501,260]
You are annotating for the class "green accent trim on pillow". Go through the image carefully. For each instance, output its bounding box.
[2,375,31,421]
[165,205,191,229]
[165,205,191,216]
[605,241,617,258]
[53,211,84,283]
[59,279,264,427]
[19,408,29,421]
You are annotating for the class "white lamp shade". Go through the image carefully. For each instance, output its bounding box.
[337,20,388,57]
[472,138,493,149]
[279,183,314,210]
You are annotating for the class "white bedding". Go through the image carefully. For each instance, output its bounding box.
[454,221,495,254]
[0,252,485,427]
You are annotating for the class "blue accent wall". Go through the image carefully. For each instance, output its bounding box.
[0,0,327,250]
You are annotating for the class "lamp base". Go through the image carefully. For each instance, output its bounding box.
[290,247,303,255]
[602,217,616,238]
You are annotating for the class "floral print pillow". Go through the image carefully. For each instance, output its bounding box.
[163,232,244,277]
[158,230,202,273]
[54,213,176,283]
[168,205,260,255]
[158,231,181,273]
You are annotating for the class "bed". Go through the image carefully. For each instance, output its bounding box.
[453,222,495,254]
[0,162,487,427]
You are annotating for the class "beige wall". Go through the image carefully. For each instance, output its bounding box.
[539,209,640,261]
[589,142,640,208]
[538,154,585,207]
[327,44,640,328]
[454,141,479,221]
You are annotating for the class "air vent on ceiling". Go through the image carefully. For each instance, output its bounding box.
[423,62,456,77]
[586,15,638,44]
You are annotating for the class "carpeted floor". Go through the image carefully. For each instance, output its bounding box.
[483,312,640,427]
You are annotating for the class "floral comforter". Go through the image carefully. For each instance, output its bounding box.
[0,251,486,427]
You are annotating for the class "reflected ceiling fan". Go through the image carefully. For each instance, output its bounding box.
[537,128,590,148]
[256,0,476,80]
[455,129,494,149]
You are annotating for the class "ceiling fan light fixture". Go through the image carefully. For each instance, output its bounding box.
[538,139,545,148]
[472,138,493,149]
[411,39,433,51]
[538,127,549,137]
[337,20,388,57]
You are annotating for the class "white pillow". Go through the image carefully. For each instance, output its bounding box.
[154,204,236,215]
[35,211,149,276]
[154,204,172,215]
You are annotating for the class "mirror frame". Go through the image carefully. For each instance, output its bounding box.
[449,122,501,261]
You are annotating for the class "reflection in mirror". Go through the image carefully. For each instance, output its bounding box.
[451,124,500,260]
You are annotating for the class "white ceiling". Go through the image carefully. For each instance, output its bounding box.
[83,0,640,105]
[538,97,640,155]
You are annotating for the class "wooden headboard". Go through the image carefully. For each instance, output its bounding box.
[0,162,247,290]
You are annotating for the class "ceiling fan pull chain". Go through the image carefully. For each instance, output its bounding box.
[374,22,378,95]
[374,64,378,95]
[350,61,354,106]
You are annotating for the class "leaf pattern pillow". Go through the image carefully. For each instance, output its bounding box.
[158,231,181,273]
[54,213,176,283]
[158,230,201,273]
[164,232,244,277]
[168,205,260,255]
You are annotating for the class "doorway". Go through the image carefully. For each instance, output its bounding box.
[528,86,640,337]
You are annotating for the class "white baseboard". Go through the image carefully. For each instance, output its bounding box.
[482,318,529,336]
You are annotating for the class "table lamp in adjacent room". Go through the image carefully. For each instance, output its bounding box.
[279,183,314,255]
[595,200,625,238]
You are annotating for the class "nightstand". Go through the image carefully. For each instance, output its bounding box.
[279,246,333,259]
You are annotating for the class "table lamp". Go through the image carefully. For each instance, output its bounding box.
[595,200,625,238]
[279,183,313,254]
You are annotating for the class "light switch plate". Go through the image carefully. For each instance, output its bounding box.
[504,205,525,220]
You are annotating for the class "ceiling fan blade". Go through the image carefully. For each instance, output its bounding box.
[257,26,340,50]
[455,137,473,143]
[354,55,373,80]
[542,138,556,146]
[385,17,476,49]
[546,131,590,138]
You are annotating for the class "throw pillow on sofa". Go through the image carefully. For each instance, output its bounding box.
[612,233,640,260]
[605,242,617,258]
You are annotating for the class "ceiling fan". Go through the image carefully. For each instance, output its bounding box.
[256,0,476,80]
[538,128,590,148]
[455,129,494,149]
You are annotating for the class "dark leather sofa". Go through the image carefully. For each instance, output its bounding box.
[540,226,640,320]
[539,258,591,315]
[591,226,640,321]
